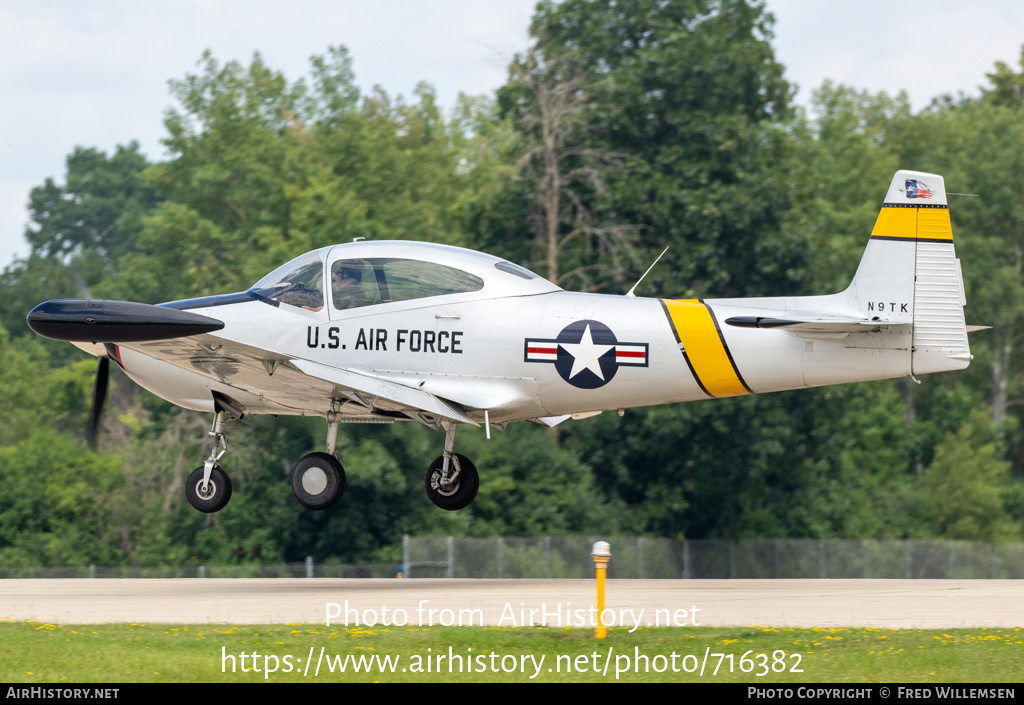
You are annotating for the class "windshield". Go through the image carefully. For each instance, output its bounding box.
[250,252,325,311]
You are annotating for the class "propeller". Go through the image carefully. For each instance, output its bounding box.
[88,355,110,451]
[88,343,120,451]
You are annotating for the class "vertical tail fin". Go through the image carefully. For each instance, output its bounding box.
[848,170,970,374]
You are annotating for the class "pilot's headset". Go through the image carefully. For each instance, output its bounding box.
[337,265,363,283]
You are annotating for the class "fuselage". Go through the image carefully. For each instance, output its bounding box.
[64,215,966,426]
[98,236,956,426]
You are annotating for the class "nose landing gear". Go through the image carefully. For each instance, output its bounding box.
[185,410,233,513]
[186,464,232,513]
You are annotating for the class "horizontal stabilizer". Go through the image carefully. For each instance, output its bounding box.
[725,315,911,334]
[27,299,225,343]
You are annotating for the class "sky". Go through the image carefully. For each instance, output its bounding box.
[3,0,1024,270]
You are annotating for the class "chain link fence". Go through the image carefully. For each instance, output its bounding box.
[399,536,1024,580]
[0,561,396,579]
[2,537,1022,579]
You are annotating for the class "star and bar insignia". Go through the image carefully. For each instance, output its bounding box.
[524,319,648,389]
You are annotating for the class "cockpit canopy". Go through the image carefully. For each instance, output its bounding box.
[328,258,484,311]
[248,241,560,315]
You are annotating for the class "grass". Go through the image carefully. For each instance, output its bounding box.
[1,620,1021,683]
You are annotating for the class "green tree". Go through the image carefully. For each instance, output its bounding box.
[0,255,81,344]
[0,431,130,567]
[930,101,1024,430]
[149,50,317,291]
[500,47,639,289]
[782,82,911,292]
[25,142,160,263]
[132,47,499,297]
[99,202,240,303]
[530,0,798,298]
[5,142,161,355]
[918,410,1018,540]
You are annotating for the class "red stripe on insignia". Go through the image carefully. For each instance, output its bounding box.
[616,351,645,358]
[528,346,558,354]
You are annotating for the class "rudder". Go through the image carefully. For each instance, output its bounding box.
[849,170,970,374]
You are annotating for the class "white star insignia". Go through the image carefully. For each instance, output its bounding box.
[559,323,614,380]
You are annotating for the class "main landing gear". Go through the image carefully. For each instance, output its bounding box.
[424,421,479,511]
[287,416,479,512]
[290,413,346,510]
[183,406,479,513]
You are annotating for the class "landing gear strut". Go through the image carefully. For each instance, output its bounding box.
[185,410,233,513]
[424,421,478,510]
[183,403,478,513]
[291,411,347,510]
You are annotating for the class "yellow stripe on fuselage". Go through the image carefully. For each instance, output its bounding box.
[871,206,952,241]
[662,299,750,398]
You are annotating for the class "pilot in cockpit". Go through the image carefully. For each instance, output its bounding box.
[332,264,371,310]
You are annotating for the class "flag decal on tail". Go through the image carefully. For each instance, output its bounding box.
[905,179,933,199]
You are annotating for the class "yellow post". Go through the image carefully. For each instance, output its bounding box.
[592,541,611,639]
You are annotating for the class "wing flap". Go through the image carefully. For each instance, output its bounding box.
[289,358,477,425]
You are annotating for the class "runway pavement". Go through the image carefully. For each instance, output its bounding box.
[1,579,1022,628]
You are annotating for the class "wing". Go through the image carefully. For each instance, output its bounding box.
[125,333,478,425]
[27,298,477,426]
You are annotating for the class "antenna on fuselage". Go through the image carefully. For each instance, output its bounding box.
[625,246,669,298]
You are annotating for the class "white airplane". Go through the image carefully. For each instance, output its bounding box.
[27,170,977,514]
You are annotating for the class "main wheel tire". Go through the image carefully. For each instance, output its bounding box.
[291,452,346,510]
[185,465,232,513]
[424,454,478,511]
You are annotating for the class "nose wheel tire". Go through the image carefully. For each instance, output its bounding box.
[425,454,478,511]
[185,465,232,513]
[291,452,346,510]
